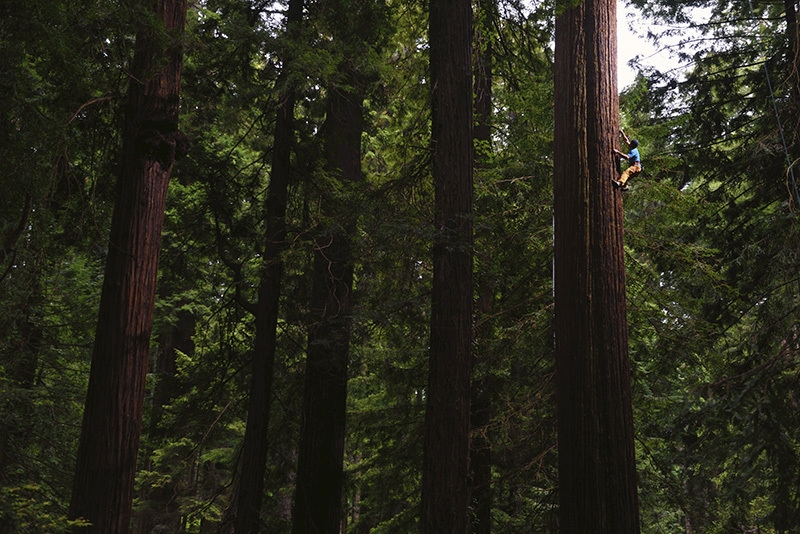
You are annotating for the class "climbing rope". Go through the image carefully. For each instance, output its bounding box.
[747,0,800,210]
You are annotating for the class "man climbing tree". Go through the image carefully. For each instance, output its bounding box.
[68,0,188,531]
[553,0,640,531]
[613,129,642,190]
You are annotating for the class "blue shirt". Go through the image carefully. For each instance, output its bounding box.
[628,147,640,165]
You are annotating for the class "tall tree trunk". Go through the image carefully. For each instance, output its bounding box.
[420,0,474,529]
[68,1,188,531]
[553,0,640,531]
[291,83,363,534]
[233,1,304,531]
[470,0,495,530]
[784,0,800,159]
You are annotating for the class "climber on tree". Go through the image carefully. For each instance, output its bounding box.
[612,129,641,191]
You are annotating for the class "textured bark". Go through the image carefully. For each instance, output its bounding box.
[291,84,363,534]
[233,1,303,531]
[553,0,640,531]
[420,0,474,529]
[68,1,188,532]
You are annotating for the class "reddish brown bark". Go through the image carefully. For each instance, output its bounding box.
[553,0,639,531]
[420,0,474,529]
[68,1,188,532]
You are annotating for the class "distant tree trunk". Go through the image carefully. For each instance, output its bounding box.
[784,0,800,157]
[420,0,474,529]
[0,278,42,479]
[553,0,640,531]
[290,83,363,534]
[473,0,493,163]
[232,1,303,531]
[470,0,494,530]
[68,1,188,532]
[135,297,195,534]
[470,288,493,534]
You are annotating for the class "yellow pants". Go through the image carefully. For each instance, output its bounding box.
[619,163,641,185]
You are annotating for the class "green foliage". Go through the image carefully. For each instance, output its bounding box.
[4,0,800,531]
[0,485,90,533]
[619,2,800,529]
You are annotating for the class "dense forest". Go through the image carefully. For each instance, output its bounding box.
[1,0,800,531]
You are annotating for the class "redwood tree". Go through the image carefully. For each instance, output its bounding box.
[420,0,474,529]
[553,0,640,531]
[68,1,188,531]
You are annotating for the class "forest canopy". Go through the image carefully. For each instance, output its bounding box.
[1,0,799,532]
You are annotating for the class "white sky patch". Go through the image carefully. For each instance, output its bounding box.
[617,0,707,90]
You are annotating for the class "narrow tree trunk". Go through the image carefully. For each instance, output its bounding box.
[0,280,42,479]
[553,0,640,531]
[470,0,495,529]
[68,1,188,531]
[784,0,800,157]
[135,296,195,534]
[233,2,303,531]
[291,84,363,534]
[420,0,474,529]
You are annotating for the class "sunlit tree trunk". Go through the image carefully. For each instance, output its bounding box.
[553,0,640,531]
[420,0,474,529]
[68,1,188,531]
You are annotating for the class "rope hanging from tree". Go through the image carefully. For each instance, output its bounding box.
[747,0,800,210]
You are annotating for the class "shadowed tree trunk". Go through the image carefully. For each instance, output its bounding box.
[420,0,474,529]
[470,0,495,530]
[290,82,363,534]
[553,0,640,531]
[231,1,304,531]
[784,0,800,159]
[135,296,195,534]
[68,1,188,531]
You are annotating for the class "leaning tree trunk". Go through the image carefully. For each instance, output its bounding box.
[420,0,474,529]
[69,1,188,532]
[290,83,363,534]
[553,0,640,531]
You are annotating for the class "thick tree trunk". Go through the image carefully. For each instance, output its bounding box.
[68,1,188,532]
[233,2,303,531]
[291,84,363,534]
[553,0,640,531]
[420,0,474,529]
